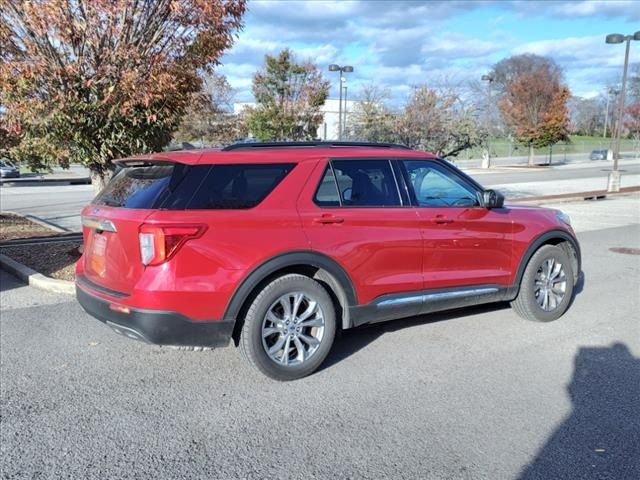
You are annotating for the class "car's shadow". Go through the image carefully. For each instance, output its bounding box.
[320,302,511,371]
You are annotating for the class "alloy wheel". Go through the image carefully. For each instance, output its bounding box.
[534,258,567,312]
[261,292,325,366]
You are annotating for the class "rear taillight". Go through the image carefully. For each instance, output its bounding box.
[138,224,206,266]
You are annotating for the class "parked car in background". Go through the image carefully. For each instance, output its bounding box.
[0,159,20,178]
[589,149,609,160]
[76,141,581,381]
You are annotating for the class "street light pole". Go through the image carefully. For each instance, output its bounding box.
[343,85,348,139]
[481,74,494,168]
[328,64,354,141]
[605,31,640,192]
[338,75,344,140]
[603,88,613,138]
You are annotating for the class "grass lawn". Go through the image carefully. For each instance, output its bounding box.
[460,135,637,159]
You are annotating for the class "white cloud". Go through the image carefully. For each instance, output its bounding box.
[218,0,636,107]
[511,0,640,20]
[548,0,640,20]
[512,35,629,97]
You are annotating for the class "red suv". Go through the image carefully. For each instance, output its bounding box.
[76,142,581,380]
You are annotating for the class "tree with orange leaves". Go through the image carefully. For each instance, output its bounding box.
[0,0,246,189]
[499,59,571,166]
[625,101,640,154]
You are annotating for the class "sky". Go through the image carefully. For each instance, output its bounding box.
[217,0,639,107]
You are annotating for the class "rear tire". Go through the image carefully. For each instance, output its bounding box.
[511,245,574,322]
[240,274,336,381]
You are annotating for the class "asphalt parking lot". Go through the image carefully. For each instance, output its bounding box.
[1,204,639,479]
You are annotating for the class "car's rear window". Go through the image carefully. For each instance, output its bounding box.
[93,162,295,209]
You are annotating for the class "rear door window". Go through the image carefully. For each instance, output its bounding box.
[329,159,401,207]
[314,165,341,207]
[94,163,295,210]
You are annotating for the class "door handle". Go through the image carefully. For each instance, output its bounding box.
[431,215,453,224]
[313,214,345,225]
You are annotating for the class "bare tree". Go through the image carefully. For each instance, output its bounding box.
[570,97,604,136]
[346,84,395,142]
[491,54,563,94]
[394,85,485,158]
[174,73,247,145]
[628,63,640,102]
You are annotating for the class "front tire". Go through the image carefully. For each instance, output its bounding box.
[511,245,574,322]
[240,274,336,381]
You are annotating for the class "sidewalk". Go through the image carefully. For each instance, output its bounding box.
[492,174,640,199]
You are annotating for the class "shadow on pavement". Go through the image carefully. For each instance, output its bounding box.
[519,343,640,479]
[0,269,24,293]
[321,302,511,370]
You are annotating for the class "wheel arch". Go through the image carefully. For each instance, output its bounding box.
[224,251,358,343]
[514,229,581,291]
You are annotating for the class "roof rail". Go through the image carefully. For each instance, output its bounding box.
[221,141,411,152]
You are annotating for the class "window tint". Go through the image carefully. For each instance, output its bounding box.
[94,163,295,209]
[402,160,479,207]
[94,164,176,208]
[192,164,295,209]
[331,159,401,207]
[314,165,341,207]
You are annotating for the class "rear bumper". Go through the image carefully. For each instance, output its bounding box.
[76,285,233,347]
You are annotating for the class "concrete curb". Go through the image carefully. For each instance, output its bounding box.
[0,176,90,186]
[0,253,75,295]
[1,211,76,294]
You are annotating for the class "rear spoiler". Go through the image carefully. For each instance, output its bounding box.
[114,159,174,167]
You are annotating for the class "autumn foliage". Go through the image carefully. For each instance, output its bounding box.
[499,61,571,165]
[624,101,640,135]
[0,0,246,187]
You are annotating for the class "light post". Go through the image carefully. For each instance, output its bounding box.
[343,85,348,139]
[481,74,494,168]
[328,64,354,140]
[603,87,618,138]
[605,31,640,192]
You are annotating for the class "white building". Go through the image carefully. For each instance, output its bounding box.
[234,98,360,141]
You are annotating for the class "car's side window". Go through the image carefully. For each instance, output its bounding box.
[402,160,480,207]
[332,159,401,207]
[314,159,402,208]
[314,165,341,207]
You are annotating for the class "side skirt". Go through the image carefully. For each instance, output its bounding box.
[348,285,515,328]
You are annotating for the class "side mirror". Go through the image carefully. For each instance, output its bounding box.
[482,189,504,209]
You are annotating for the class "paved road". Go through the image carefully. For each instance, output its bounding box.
[2,159,639,232]
[0,184,94,231]
[1,198,639,479]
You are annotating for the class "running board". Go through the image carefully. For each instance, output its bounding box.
[349,285,511,327]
